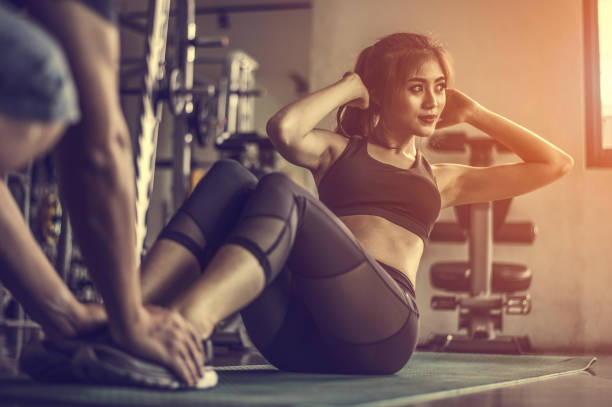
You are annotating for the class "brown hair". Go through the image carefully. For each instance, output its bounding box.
[335,33,453,139]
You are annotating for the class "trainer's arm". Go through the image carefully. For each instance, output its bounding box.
[0,176,106,339]
[29,1,203,386]
[29,0,141,338]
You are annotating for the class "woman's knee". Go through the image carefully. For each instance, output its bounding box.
[184,159,258,216]
[244,172,305,221]
[255,172,303,203]
[170,160,257,249]
[258,172,295,190]
[207,159,259,186]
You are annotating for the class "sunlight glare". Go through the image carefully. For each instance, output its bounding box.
[599,0,612,146]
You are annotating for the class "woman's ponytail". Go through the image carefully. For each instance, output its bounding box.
[335,46,377,138]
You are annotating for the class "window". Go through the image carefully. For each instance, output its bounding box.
[585,0,612,166]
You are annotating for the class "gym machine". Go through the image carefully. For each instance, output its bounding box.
[199,50,274,178]
[119,0,231,254]
[421,131,536,354]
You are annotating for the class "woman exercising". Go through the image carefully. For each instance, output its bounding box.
[28,32,572,388]
[135,32,573,380]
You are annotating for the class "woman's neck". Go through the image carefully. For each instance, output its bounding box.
[370,121,417,157]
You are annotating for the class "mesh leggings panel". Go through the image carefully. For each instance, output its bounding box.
[157,159,258,269]
[158,212,207,266]
[226,173,299,282]
[229,172,420,375]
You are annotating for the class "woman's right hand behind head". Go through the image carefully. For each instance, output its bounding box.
[341,72,370,110]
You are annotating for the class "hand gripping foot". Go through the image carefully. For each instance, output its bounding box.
[72,342,217,389]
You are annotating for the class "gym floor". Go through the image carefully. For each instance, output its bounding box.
[164,349,612,407]
[213,351,612,407]
[1,340,611,406]
[412,354,612,407]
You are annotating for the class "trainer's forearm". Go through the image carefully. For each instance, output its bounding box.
[0,181,82,334]
[267,75,361,145]
[55,128,143,331]
[36,0,146,333]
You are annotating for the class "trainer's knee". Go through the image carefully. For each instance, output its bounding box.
[0,114,66,172]
[0,8,80,123]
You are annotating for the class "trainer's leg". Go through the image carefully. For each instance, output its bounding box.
[141,159,258,306]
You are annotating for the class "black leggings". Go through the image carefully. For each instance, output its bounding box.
[158,159,419,375]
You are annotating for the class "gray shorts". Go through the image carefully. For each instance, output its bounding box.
[0,3,80,123]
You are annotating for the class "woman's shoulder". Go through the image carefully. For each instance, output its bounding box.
[312,131,355,185]
[328,132,363,160]
[314,129,357,155]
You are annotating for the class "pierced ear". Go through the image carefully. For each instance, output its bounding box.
[370,92,380,109]
[371,99,381,113]
[370,91,382,108]
[369,90,379,103]
[372,114,381,127]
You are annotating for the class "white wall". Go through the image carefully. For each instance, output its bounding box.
[311,0,612,352]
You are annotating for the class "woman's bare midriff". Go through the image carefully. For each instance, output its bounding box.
[313,135,425,286]
[337,214,424,287]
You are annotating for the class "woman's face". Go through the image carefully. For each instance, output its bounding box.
[382,58,446,138]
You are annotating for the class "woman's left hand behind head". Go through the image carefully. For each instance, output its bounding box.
[437,88,481,129]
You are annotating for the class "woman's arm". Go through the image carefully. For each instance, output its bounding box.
[433,89,574,208]
[266,73,368,172]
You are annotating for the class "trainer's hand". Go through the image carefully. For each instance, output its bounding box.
[110,305,205,387]
[72,302,108,335]
[39,301,108,342]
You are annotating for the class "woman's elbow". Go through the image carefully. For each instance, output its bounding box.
[266,115,296,147]
[551,153,574,179]
[559,154,574,176]
[266,116,282,140]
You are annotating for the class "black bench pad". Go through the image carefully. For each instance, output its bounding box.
[430,262,532,293]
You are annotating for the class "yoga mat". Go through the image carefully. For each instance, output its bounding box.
[0,352,596,407]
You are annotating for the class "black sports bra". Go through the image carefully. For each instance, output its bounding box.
[318,135,441,241]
